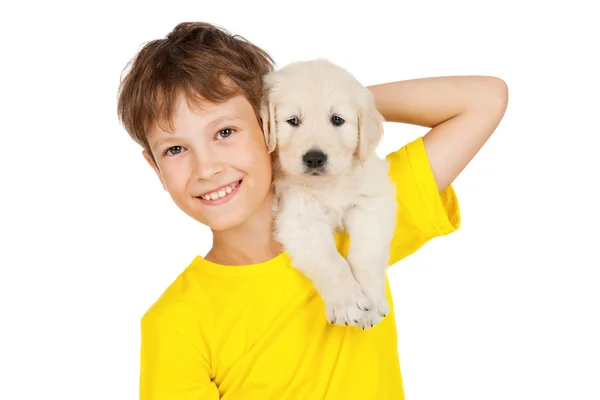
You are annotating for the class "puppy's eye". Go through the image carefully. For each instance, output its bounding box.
[331,115,345,126]
[286,117,300,127]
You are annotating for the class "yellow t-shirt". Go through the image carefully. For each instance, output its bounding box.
[139,137,461,400]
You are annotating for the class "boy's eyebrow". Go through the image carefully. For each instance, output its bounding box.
[150,137,178,152]
[208,115,244,127]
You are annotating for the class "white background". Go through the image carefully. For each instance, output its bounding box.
[1,0,599,399]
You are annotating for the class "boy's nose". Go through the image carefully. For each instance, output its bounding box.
[193,154,222,180]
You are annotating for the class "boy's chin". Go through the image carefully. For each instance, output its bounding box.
[200,210,250,232]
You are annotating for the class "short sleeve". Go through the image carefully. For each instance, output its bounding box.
[140,313,220,400]
[385,136,461,266]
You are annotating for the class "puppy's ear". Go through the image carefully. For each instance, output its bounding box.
[260,79,277,154]
[357,89,385,164]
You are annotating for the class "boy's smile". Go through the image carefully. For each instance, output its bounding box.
[196,179,242,205]
[143,93,273,232]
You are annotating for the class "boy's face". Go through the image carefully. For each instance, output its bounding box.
[143,94,273,231]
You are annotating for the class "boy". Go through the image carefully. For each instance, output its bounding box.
[117,22,508,399]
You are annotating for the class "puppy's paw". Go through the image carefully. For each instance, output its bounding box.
[326,298,372,329]
[372,292,390,318]
[360,292,389,329]
[323,284,373,329]
[348,268,389,328]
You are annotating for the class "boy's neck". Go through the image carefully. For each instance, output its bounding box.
[204,191,283,266]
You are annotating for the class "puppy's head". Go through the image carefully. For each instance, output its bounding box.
[260,59,384,181]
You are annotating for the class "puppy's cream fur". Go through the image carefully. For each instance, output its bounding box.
[261,59,397,329]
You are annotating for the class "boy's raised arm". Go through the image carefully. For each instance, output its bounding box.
[369,76,509,192]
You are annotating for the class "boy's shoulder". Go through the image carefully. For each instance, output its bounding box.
[142,259,211,330]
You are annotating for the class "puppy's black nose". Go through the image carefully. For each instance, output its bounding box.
[303,150,327,168]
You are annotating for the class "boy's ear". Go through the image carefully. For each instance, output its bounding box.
[142,150,167,191]
[260,81,277,153]
[356,89,385,165]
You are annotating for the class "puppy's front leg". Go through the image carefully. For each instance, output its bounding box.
[275,207,373,328]
[343,201,396,328]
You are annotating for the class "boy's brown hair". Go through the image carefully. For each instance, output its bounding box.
[117,22,275,163]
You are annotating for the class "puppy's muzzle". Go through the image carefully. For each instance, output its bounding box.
[302,150,328,173]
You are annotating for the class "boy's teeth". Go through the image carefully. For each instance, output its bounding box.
[202,182,238,201]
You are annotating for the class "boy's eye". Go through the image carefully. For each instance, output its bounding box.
[286,117,300,127]
[331,115,345,126]
[216,128,235,139]
[165,146,184,156]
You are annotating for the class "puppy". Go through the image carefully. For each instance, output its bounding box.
[260,59,397,329]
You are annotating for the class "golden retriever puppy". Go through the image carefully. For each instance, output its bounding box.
[260,59,397,329]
